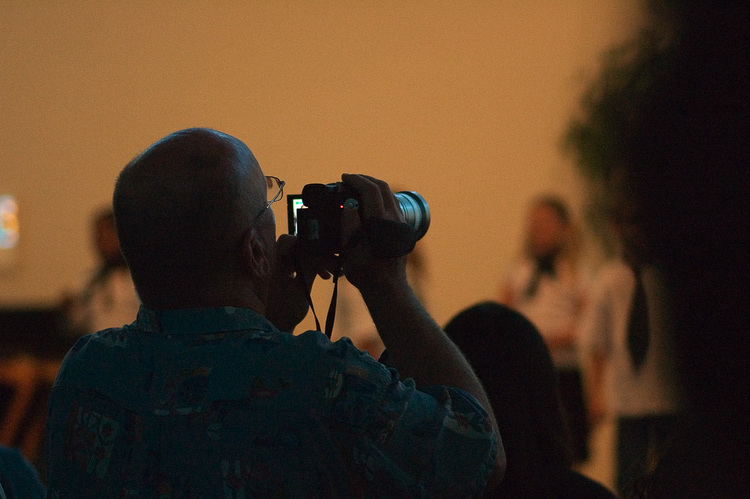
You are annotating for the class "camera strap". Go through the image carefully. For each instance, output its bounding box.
[324,272,340,338]
[297,256,341,339]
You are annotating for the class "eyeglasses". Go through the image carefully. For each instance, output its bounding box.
[254,175,285,221]
[265,175,285,209]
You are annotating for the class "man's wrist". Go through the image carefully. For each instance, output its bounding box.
[356,271,409,301]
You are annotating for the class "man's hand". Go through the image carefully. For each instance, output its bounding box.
[265,234,332,332]
[339,174,408,291]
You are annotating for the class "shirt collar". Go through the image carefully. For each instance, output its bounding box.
[133,305,275,335]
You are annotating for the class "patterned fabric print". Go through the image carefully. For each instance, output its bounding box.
[46,306,497,497]
[154,367,212,416]
[64,405,120,478]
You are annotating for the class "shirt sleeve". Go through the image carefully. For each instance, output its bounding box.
[323,335,497,498]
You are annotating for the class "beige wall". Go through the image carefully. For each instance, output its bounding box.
[0,1,640,328]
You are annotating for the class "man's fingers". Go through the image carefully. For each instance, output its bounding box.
[340,205,361,247]
[273,234,298,278]
[275,234,296,260]
[342,173,402,221]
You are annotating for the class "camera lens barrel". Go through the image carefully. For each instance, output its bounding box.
[395,191,430,241]
[295,184,430,255]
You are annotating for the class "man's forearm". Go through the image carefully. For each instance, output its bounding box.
[362,279,483,396]
[359,276,505,485]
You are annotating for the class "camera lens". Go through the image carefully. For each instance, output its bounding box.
[395,191,430,241]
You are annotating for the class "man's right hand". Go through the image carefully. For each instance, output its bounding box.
[338,174,409,292]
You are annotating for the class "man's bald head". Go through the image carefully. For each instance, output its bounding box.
[113,128,270,308]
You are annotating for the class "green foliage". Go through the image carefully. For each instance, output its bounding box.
[564,27,676,183]
[561,1,689,253]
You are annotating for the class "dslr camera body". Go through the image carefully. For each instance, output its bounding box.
[287,182,430,258]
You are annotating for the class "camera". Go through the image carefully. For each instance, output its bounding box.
[287,182,430,257]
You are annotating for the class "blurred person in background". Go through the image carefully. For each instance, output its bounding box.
[578,187,685,497]
[499,195,591,464]
[59,207,140,336]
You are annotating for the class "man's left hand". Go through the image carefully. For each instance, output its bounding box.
[265,234,332,332]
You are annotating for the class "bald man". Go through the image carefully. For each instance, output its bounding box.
[45,128,503,497]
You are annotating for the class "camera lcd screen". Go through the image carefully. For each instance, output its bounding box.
[287,195,305,235]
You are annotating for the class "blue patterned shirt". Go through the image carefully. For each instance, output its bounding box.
[46,306,496,497]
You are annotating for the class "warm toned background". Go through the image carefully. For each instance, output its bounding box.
[1,1,640,325]
[1,1,645,488]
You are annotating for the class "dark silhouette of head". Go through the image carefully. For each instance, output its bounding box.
[444,301,571,496]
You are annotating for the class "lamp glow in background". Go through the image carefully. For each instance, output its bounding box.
[0,195,19,249]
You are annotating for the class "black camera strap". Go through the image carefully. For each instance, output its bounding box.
[296,256,341,339]
[324,272,340,338]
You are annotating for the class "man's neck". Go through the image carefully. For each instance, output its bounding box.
[140,284,265,315]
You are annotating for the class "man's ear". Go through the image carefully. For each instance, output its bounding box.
[241,227,271,279]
